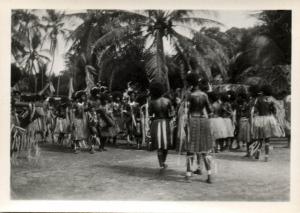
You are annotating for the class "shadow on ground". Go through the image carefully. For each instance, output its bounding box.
[98,164,187,183]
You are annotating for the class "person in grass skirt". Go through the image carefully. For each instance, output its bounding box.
[122,91,136,144]
[149,82,174,169]
[112,95,124,138]
[97,94,115,151]
[185,73,214,183]
[235,89,252,156]
[105,95,120,145]
[87,105,101,154]
[54,102,71,145]
[208,91,226,153]
[251,85,285,161]
[219,92,235,151]
[131,98,143,149]
[71,91,89,154]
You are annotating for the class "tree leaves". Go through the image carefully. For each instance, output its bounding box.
[145,31,168,89]
[174,17,223,27]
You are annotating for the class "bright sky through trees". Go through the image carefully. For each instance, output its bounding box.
[38,10,259,75]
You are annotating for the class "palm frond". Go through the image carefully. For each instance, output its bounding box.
[193,32,229,79]
[92,23,142,52]
[169,28,194,51]
[145,31,168,89]
[115,10,149,23]
[175,17,224,27]
[167,10,193,20]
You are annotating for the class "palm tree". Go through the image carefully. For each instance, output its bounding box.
[67,10,119,62]
[12,10,50,93]
[11,10,40,62]
[64,10,131,92]
[41,10,70,78]
[92,10,223,92]
[17,31,51,93]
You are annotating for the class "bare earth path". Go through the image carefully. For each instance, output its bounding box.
[11,142,290,201]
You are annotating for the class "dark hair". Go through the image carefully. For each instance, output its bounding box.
[249,85,260,98]
[186,72,200,87]
[276,90,289,99]
[237,89,248,101]
[90,87,100,97]
[208,91,219,103]
[49,97,55,105]
[227,90,236,102]
[100,93,109,103]
[261,84,273,96]
[220,92,229,102]
[75,90,86,100]
[149,82,164,99]
[128,90,135,96]
[199,79,209,92]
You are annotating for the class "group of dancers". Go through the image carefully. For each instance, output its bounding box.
[11,72,291,183]
[149,72,290,183]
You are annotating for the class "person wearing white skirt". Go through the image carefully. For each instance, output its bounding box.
[219,93,235,151]
[251,85,285,161]
[208,92,226,152]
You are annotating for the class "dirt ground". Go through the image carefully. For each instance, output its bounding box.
[11,141,290,201]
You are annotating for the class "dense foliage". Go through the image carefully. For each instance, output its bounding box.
[11,10,291,96]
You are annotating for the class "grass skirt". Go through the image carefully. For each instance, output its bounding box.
[252,115,285,139]
[222,118,235,138]
[54,118,70,134]
[210,117,227,140]
[73,118,89,140]
[237,117,251,143]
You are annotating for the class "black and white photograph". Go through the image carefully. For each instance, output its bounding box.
[9,8,292,202]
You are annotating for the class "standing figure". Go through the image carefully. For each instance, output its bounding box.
[251,85,285,161]
[112,96,124,137]
[219,93,235,151]
[185,73,213,183]
[235,91,251,156]
[105,96,120,145]
[71,91,89,154]
[132,100,143,149]
[123,91,138,145]
[149,82,174,169]
[87,105,101,153]
[97,94,115,151]
[208,91,226,153]
[140,98,151,148]
[54,102,70,145]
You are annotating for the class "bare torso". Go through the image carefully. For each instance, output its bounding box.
[188,90,211,116]
[149,97,172,119]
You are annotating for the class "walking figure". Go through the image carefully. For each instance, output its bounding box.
[185,73,214,183]
[149,82,174,169]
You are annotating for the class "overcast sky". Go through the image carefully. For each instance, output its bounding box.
[40,10,260,75]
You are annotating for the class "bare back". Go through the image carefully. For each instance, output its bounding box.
[149,97,172,119]
[188,90,211,116]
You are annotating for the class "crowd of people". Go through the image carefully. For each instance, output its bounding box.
[11,73,291,183]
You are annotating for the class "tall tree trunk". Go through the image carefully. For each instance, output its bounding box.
[32,62,38,94]
[41,68,44,91]
[34,76,37,95]
[49,51,56,78]
[156,30,170,92]
[56,75,60,96]
[109,70,115,91]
